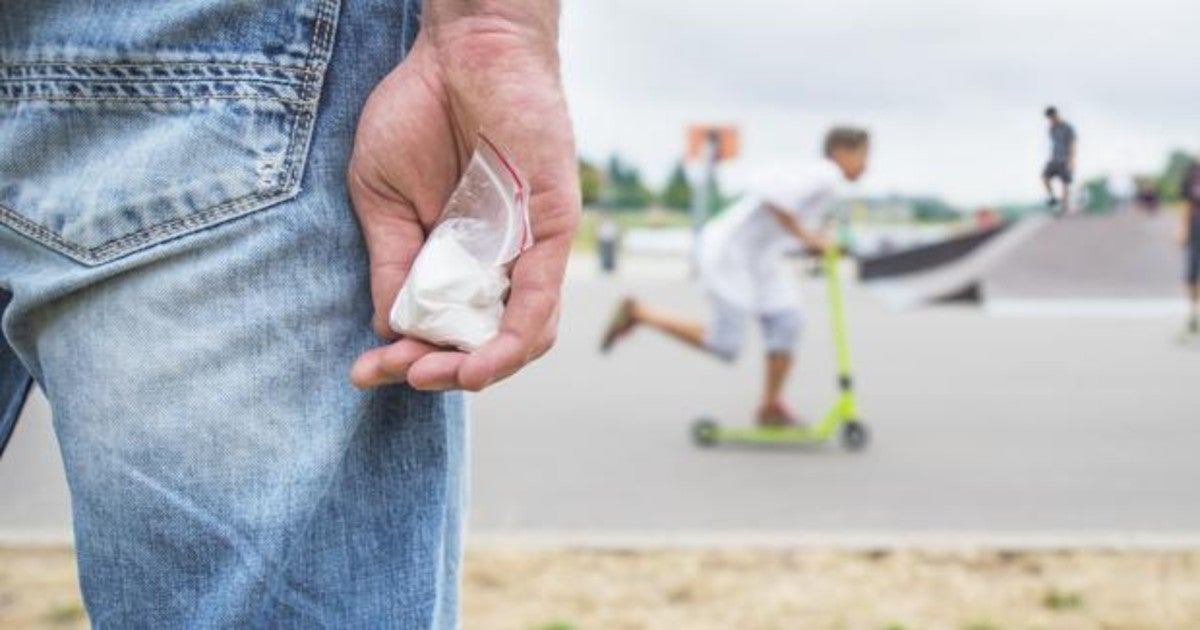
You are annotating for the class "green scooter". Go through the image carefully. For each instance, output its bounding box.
[691,244,869,451]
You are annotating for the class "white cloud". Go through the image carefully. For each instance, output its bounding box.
[561,0,1200,206]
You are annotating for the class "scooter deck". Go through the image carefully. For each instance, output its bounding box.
[692,415,869,451]
[708,424,832,445]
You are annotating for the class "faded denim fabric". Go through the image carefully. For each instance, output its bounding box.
[0,290,31,455]
[0,0,466,628]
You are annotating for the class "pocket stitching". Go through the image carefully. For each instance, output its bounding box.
[3,61,321,75]
[0,95,311,105]
[0,186,293,262]
[0,64,314,104]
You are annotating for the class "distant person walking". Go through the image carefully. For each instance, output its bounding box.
[1042,106,1078,215]
[1180,155,1200,335]
[599,127,869,427]
[597,213,621,274]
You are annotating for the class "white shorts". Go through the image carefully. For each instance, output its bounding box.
[703,293,802,361]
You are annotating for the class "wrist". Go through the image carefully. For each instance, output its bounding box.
[426,1,559,29]
[424,2,560,63]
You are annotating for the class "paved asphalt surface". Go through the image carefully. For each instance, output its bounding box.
[4,255,1199,544]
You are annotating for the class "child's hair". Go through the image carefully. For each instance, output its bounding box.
[824,126,870,158]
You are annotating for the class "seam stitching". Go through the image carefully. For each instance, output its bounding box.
[276,0,337,195]
[0,187,289,262]
[0,61,319,75]
[0,76,307,87]
[87,189,288,260]
[0,95,312,105]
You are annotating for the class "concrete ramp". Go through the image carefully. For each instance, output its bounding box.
[984,212,1184,317]
[866,216,1050,309]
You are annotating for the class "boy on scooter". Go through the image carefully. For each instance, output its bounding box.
[601,127,870,427]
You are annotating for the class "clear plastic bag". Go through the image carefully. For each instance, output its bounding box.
[389,134,532,351]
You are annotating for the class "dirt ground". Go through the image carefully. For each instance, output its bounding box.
[3,546,1200,629]
[0,547,85,630]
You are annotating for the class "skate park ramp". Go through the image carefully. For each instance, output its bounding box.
[863,211,1184,316]
[983,211,1184,317]
[858,222,1012,281]
[864,216,1050,309]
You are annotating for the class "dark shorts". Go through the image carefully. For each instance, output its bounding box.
[1043,160,1073,184]
[1188,239,1200,285]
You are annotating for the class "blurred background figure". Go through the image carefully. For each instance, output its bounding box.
[600,127,869,427]
[1181,151,1200,336]
[975,207,1000,229]
[596,211,622,274]
[1135,176,1161,213]
[1042,106,1078,215]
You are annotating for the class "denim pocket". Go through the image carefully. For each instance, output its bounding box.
[0,0,339,266]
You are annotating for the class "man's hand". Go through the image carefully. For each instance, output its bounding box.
[348,3,579,391]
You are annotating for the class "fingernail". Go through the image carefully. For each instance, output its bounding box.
[350,359,376,389]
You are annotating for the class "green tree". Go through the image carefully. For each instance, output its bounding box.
[661,161,692,211]
[910,197,961,222]
[603,154,653,210]
[1083,176,1115,213]
[578,159,602,206]
[1157,149,1193,203]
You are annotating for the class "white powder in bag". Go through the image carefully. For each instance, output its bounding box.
[389,229,510,351]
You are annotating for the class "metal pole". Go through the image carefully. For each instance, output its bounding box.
[690,133,718,273]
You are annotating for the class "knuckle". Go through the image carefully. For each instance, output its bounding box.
[534,331,558,359]
[373,318,398,341]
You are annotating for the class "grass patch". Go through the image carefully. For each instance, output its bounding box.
[534,622,577,630]
[574,208,693,252]
[43,602,85,624]
[1041,587,1085,610]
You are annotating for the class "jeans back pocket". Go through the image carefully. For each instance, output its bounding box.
[0,0,340,265]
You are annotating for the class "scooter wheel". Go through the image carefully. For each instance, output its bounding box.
[692,418,719,447]
[840,421,869,451]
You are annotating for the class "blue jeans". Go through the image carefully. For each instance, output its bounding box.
[0,1,467,627]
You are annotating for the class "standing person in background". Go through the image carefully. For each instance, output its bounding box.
[1042,106,1078,215]
[597,212,622,274]
[1180,154,1200,336]
[600,127,869,427]
[1136,177,1161,213]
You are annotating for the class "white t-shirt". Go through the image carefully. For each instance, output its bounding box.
[698,159,843,314]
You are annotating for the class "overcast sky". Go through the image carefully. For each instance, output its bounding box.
[560,0,1200,206]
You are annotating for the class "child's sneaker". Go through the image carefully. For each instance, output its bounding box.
[756,402,805,428]
[600,297,637,353]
